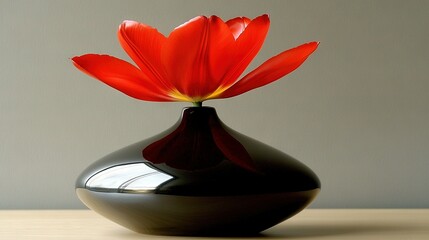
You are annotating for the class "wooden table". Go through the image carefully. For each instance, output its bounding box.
[0,209,428,239]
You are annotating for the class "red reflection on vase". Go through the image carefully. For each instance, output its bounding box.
[142,107,255,171]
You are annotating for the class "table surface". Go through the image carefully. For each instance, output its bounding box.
[0,209,428,239]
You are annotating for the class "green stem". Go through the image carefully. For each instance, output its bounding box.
[192,101,203,107]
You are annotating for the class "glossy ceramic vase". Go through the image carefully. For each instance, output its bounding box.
[76,107,320,236]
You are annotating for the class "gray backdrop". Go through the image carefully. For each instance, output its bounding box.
[1,0,428,209]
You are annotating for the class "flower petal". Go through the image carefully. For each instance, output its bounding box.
[72,54,174,101]
[118,21,172,90]
[162,16,235,100]
[213,14,270,95]
[226,16,251,39]
[218,42,319,98]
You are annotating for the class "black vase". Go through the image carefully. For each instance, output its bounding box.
[76,107,320,236]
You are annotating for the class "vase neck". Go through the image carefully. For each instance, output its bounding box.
[178,106,221,128]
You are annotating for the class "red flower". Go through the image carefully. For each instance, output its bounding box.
[72,14,318,105]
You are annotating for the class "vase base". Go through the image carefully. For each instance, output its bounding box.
[76,188,320,236]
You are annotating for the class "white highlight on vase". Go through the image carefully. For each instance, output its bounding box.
[86,163,173,192]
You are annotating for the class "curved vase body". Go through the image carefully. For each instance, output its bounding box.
[76,107,320,236]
